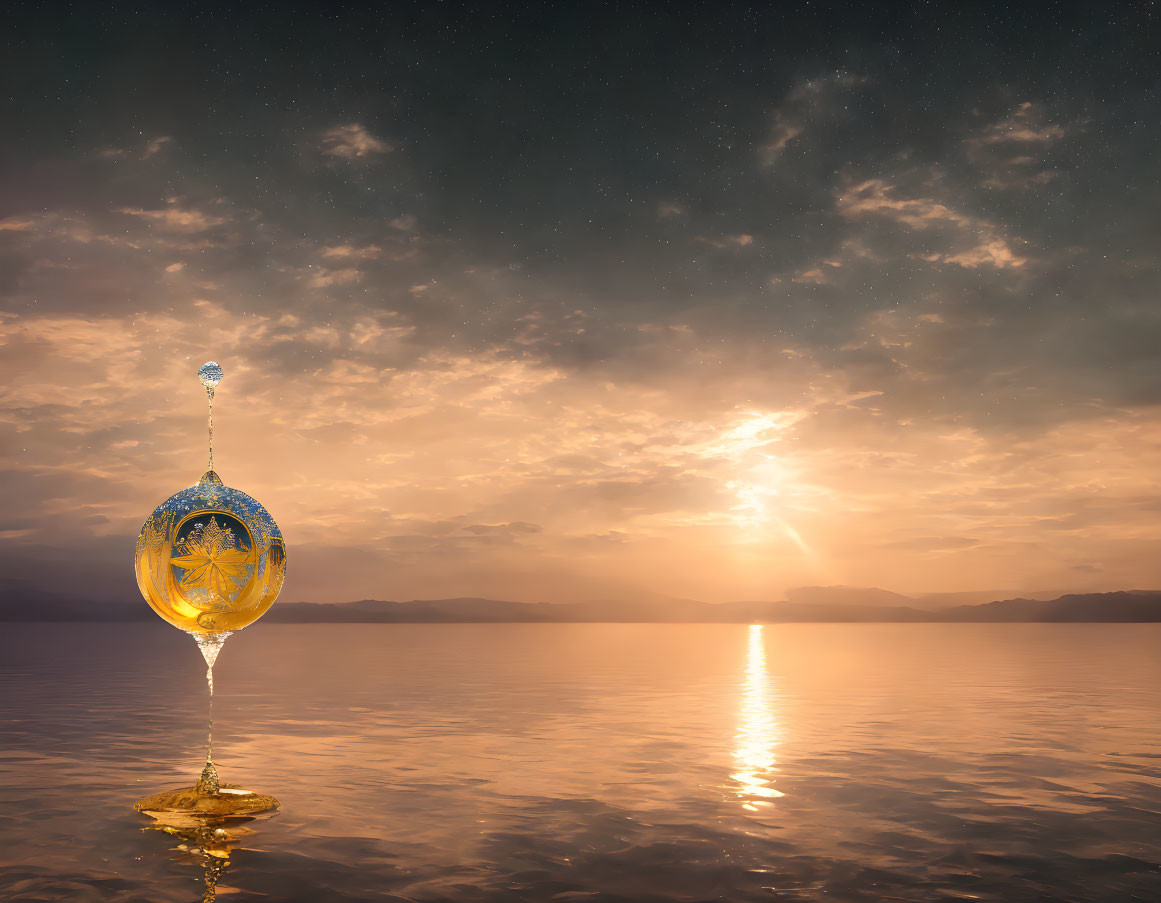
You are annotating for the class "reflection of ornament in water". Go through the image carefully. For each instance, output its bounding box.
[134,361,285,819]
[141,809,274,903]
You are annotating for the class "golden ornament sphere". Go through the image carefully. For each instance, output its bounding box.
[135,470,286,635]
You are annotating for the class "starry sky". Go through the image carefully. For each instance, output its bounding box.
[1,2,1159,608]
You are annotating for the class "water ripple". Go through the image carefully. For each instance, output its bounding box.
[2,622,1161,901]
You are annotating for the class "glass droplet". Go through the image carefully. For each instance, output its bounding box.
[198,361,224,389]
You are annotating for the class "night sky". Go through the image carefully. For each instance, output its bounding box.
[1,2,1159,607]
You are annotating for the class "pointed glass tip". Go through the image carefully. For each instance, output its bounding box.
[195,632,230,669]
[198,361,224,389]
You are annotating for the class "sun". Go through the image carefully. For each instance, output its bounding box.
[708,412,813,554]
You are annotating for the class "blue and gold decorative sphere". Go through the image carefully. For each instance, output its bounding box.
[135,470,286,635]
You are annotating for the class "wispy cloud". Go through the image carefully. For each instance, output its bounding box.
[115,201,229,231]
[836,179,1027,269]
[791,261,842,284]
[760,120,803,168]
[967,102,1069,189]
[972,102,1066,146]
[320,123,391,160]
[307,267,363,288]
[759,71,867,168]
[98,135,175,160]
[0,28,1154,610]
[697,233,755,250]
[2,287,1159,603]
[0,217,35,231]
[322,244,382,260]
[142,135,174,158]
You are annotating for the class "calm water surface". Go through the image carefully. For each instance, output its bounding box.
[2,623,1161,902]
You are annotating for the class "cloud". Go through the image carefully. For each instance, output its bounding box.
[696,233,755,250]
[759,71,867,167]
[972,102,1066,146]
[836,179,1027,269]
[883,536,982,551]
[3,286,1160,605]
[307,267,363,288]
[0,217,35,231]
[98,135,174,161]
[320,123,391,160]
[322,244,382,260]
[759,120,803,167]
[837,179,971,229]
[115,202,229,232]
[940,240,1026,270]
[0,27,1157,609]
[791,261,842,284]
[142,136,174,158]
[462,522,543,536]
[967,102,1068,190]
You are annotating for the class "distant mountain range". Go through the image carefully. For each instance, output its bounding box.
[3,580,1161,623]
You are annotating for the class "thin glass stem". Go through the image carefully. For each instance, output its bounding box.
[207,386,215,472]
[206,659,214,766]
[194,632,228,795]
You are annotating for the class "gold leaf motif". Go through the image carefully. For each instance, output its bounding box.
[138,512,170,552]
[171,516,249,602]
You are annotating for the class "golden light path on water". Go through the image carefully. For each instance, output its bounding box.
[732,624,784,810]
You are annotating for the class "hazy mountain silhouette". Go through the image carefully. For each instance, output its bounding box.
[786,585,1070,609]
[264,591,1161,623]
[0,579,146,622]
[939,591,1161,622]
[6,585,1161,623]
[785,586,916,608]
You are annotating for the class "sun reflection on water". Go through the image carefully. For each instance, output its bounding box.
[732,624,783,810]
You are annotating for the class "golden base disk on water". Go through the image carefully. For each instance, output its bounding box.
[134,784,279,820]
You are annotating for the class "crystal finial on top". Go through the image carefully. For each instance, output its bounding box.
[198,361,224,389]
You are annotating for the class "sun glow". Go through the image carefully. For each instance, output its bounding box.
[707,412,814,554]
[727,455,792,525]
[702,411,802,459]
